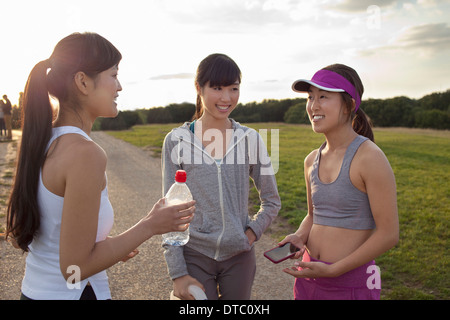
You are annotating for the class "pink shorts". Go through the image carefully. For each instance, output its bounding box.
[294,251,381,300]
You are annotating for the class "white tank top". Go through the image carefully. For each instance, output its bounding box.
[21,126,114,299]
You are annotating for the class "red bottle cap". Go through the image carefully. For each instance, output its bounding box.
[175,170,187,183]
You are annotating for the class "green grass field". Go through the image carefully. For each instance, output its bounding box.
[107,123,449,300]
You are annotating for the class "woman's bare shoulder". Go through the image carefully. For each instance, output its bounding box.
[304,148,319,168]
[55,134,107,175]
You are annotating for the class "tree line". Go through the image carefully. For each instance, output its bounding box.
[10,89,450,131]
[95,89,449,130]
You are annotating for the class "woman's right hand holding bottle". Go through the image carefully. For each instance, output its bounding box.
[144,198,195,238]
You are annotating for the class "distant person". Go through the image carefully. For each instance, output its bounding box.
[6,32,195,300]
[0,99,5,137]
[280,64,399,300]
[2,95,12,139]
[162,53,281,299]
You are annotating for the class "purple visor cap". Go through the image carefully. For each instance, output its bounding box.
[292,69,361,111]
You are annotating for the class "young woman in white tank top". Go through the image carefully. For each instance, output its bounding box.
[280,64,399,300]
[6,33,195,300]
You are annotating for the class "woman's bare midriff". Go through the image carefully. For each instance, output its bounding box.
[306,224,373,263]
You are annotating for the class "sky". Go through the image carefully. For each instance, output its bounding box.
[0,0,449,111]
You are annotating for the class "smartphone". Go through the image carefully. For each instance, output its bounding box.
[264,242,300,264]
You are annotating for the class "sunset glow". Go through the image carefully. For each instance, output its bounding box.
[1,0,449,110]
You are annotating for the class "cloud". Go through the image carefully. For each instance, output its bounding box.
[161,0,315,32]
[395,22,450,51]
[357,22,450,57]
[328,0,397,12]
[149,73,194,80]
[417,0,440,8]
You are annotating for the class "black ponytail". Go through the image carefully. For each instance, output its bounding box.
[352,108,374,142]
[6,60,53,251]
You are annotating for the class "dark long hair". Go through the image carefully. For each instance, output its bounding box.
[322,64,374,142]
[192,53,242,120]
[6,32,122,251]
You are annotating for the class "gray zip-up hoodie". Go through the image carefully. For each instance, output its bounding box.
[162,120,281,280]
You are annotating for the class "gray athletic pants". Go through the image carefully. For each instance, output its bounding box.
[184,246,256,300]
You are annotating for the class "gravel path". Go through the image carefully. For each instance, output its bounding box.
[0,130,294,300]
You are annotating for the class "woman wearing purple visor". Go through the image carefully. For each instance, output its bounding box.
[280,64,399,300]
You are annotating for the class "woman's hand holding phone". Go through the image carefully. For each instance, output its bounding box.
[278,234,306,260]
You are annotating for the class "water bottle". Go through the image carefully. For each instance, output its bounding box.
[188,285,207,300]
[169,285,208,300]
[162,170,192,246]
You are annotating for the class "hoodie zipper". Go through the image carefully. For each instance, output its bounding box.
[214,163,225,259]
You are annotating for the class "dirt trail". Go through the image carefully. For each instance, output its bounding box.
[0,131,294,300]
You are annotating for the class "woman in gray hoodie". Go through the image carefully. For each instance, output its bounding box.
[162,54,281,300]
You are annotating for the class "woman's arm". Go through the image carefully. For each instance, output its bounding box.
[59,141,195,281]
[161,131,203,299]
[247,132,281,240]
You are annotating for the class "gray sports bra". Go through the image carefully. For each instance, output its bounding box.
[311,135,376,230]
